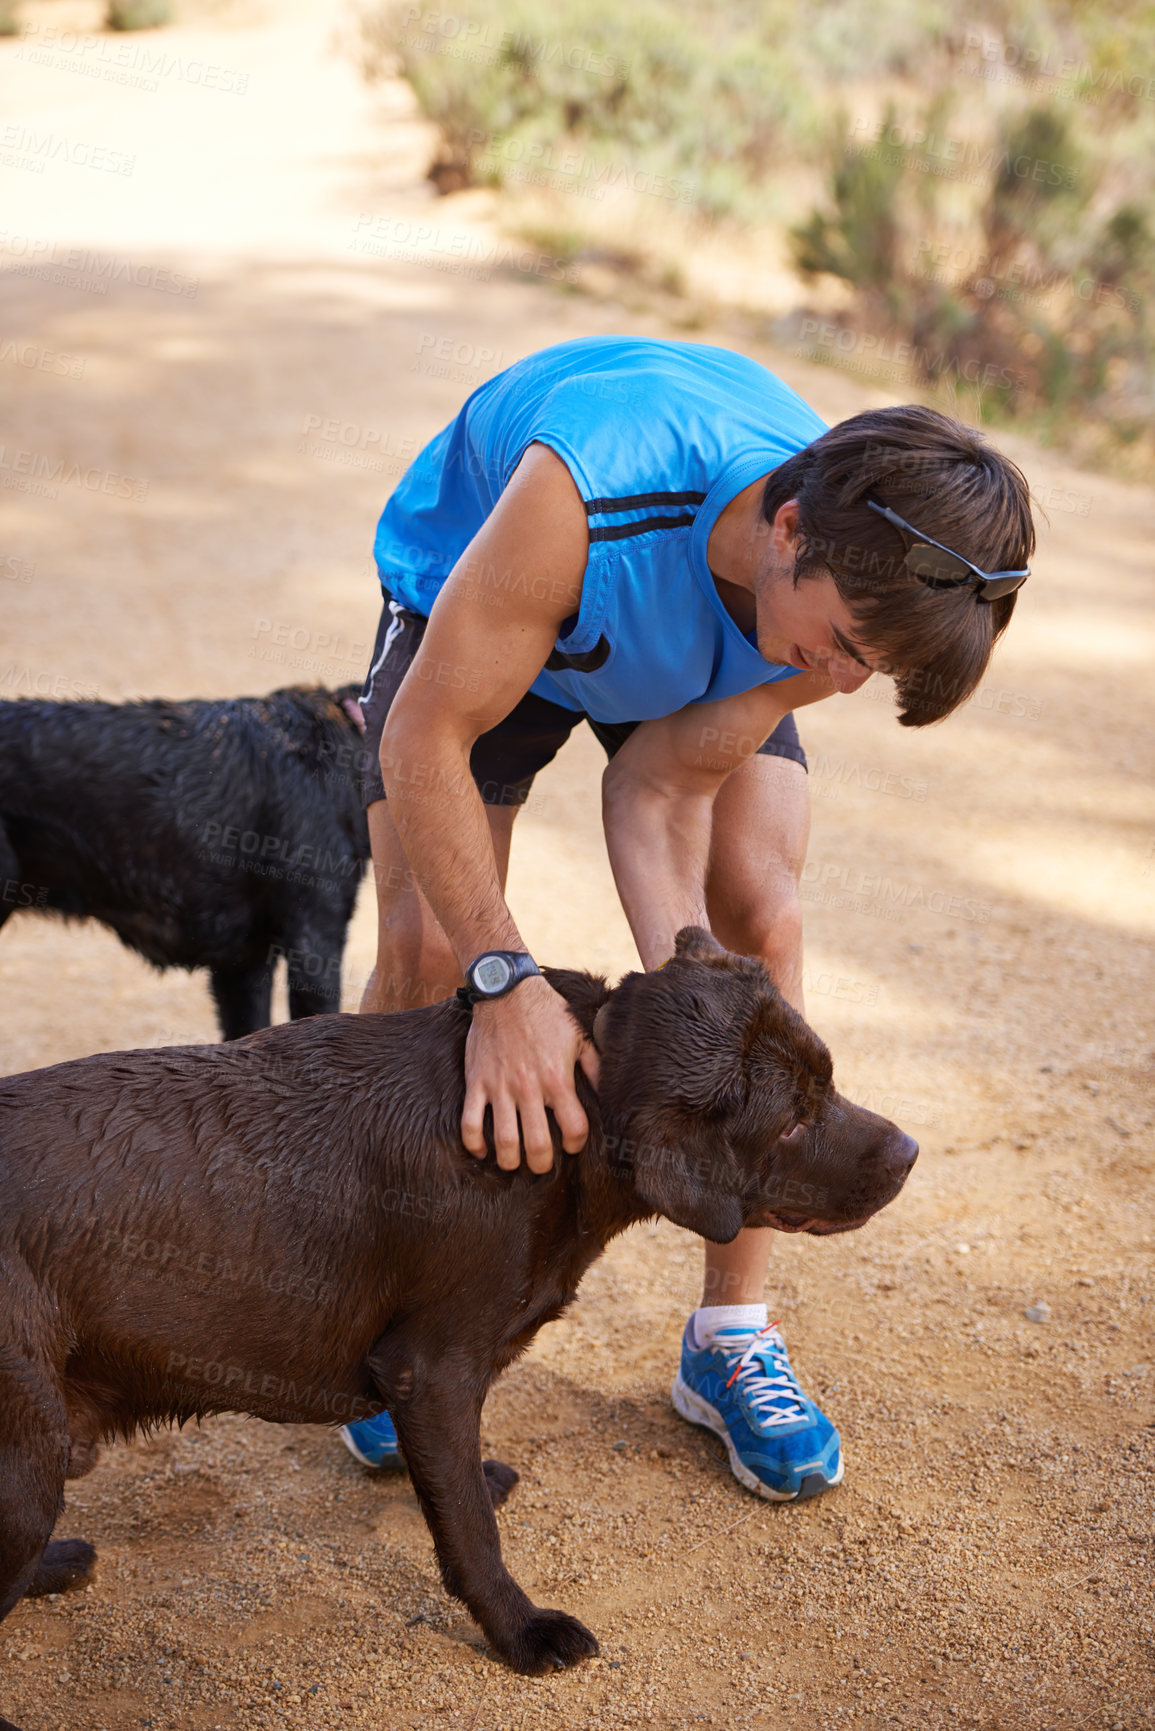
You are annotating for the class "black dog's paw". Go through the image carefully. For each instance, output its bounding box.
[503,1608,599,1674]
[26,1538,97,1597]
[482,1458,520,1509]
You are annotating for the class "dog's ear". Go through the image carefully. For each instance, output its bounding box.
[628,1131,745,1244]
[597,940,830,1243]
[604,952,752,1241]
[672,925,730,965]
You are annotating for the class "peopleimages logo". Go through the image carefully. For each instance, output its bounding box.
[348,214,577,284]
[848,115,1078,189]
[397,8,629,79]
[961,30,1155,102]
[469,131,696,204]
[0,664,101,700]
[0,445,147,501]
[0,339,85,379]
[910,238,1140,315]
[810,752,928,802]
[0,233,199,298]
[800,860,991,924]
[797,318,1021,394]
[16,22,250,96]
[0,124,135,177]
[161,1353,375,1424]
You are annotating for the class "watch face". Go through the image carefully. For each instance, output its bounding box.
[474,954,514,995]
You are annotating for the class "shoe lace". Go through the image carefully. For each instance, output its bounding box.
[723,1323,807,1427]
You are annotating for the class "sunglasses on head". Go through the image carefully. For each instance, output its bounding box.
[866,498,1030,602]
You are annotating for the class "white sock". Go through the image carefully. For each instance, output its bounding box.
[690,1302,768,1348]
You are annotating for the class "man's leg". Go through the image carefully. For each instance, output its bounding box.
[342,792,520,1468]
[344,595,577,1467]
[702,749,809,1310]
[361,796,518,1014]
[671,748,842,1502]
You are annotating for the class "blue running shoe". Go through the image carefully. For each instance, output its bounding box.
[339,1408,403,1468]
[672,1320,842,1501]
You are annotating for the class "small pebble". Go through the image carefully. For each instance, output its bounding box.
[1024,1302,1051,1323]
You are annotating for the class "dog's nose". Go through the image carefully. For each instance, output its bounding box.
[885,1130,919,1180]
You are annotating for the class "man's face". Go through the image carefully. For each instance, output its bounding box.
[753,501,883,694]
[754,569,880,693]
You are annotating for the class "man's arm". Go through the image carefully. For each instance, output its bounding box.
[602,672,836,969]
[379,442,597,1173]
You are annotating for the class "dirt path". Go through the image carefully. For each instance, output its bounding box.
[1,3,1153,1728]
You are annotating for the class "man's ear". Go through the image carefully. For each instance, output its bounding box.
[629,1129,745,1244]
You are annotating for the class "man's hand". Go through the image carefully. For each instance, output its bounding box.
[461,976,600,1173]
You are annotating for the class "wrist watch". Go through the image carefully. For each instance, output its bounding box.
[456,950,541,1008]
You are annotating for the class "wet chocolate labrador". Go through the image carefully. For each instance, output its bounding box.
[0,927,915,1707]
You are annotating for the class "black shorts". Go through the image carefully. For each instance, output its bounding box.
[358,595,807,809]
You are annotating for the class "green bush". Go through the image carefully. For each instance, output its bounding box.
[365,0,817,222]
[107,0,173,30]
[981,105,1089,262]
[367,0,1155,457]
[789,107,908,298]
[789,92,1154,439]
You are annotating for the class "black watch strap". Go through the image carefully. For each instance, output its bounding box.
[456,951,541,1008]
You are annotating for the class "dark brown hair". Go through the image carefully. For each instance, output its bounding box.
[762,405,1035,726]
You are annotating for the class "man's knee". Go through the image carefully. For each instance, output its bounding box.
[361,872,459,1010]
[724,881,804,986]
[363,956,457,1013]
[372,920,459,1010]
[370,853,420,903]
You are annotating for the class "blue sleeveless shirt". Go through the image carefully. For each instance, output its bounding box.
[373,336,826,722]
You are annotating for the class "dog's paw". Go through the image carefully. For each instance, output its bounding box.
[502,1608,599,1674]
[482,1458,519,1509]
[26,1539,97,1597]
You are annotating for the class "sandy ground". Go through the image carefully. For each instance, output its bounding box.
[1,2,1153,1727]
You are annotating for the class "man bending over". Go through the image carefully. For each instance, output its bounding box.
[339,335,1033,1501]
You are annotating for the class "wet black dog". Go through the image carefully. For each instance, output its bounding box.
[0,928,916,1708]
[0,684,371,1038]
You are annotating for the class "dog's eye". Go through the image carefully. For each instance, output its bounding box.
[778,1121,808,1145]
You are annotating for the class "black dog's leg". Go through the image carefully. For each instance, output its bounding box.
[0,823,20,938]
[369,1340,597,1675]
[285,927,344,1022]
[209,958,275,1040]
